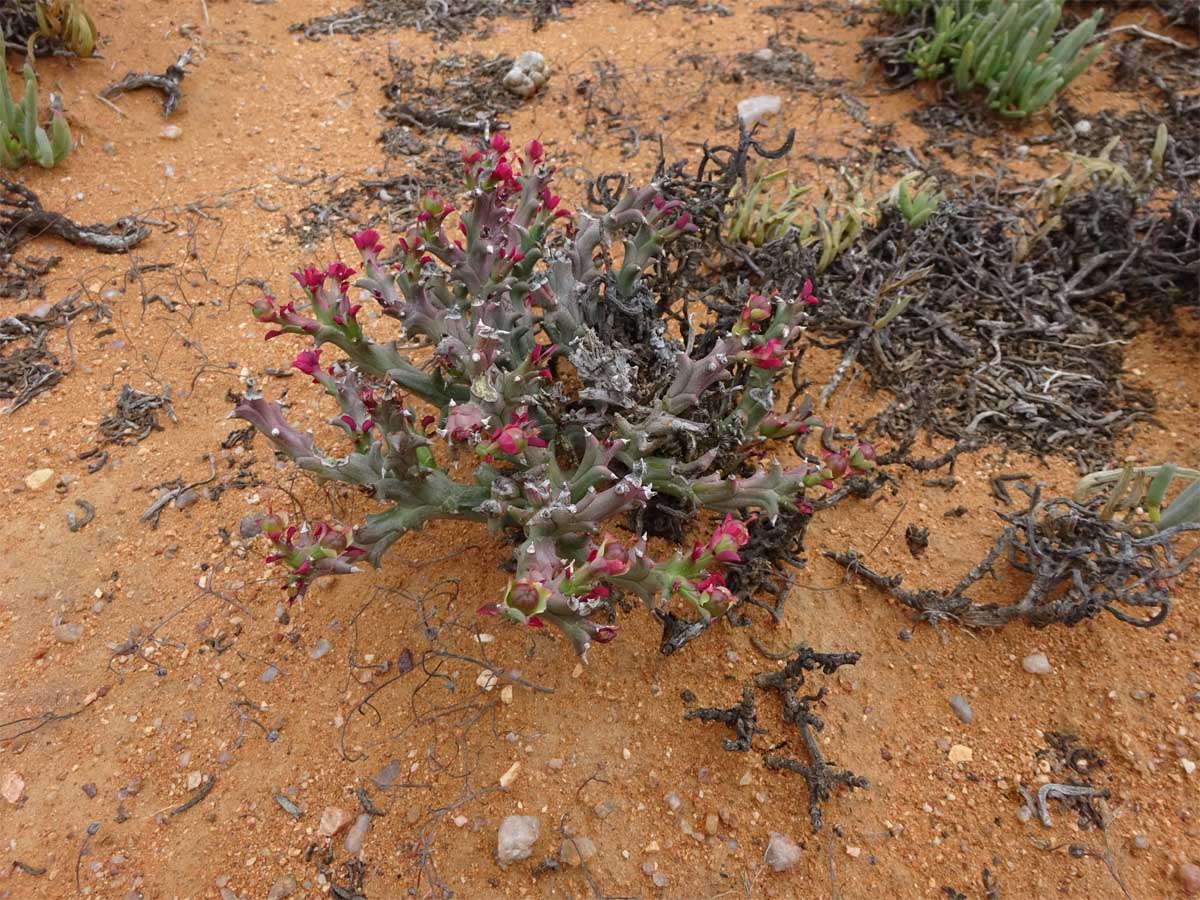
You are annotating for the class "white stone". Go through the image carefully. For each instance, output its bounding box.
[496,815,540,867]
[24,468,55,491]
[765,832,802,872]
[499,762,521,790]
[737,95,781,129]
[1022,652,1052,675]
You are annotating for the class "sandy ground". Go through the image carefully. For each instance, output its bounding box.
[0,1,1198,898]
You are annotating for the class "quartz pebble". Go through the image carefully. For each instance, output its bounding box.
[499,761,521,789]
[318,807,353,838]
[267,875,296,900]
[737,95,781,128]
[161,125,183,140]
[765,832,802,872]
[1,771,24,804]
[496,815,540,867]
[24,468,55,491]
[309,639,333,660]
[948,744,973,764]
[344,814,371,854]
[1022,652,1052,675]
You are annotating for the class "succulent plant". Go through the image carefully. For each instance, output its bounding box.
[36,0,97,58]
[0,60,71,169]
[885,0,1104,118]
[235,135,873,657]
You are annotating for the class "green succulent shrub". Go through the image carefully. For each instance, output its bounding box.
[884,0,1104,118]
[0,60,71,169]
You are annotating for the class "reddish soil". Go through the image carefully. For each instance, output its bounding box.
[0,2,1198,899]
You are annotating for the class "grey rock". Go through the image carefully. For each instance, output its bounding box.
[267,875,296,900]
[496,815,540,867]
[309,639,333,660]
[947,694,973,725]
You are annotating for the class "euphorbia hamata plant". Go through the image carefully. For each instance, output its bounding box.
[236,135,874,656]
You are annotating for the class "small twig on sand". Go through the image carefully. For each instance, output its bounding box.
[101,48,195,116]
[166,775,216,818]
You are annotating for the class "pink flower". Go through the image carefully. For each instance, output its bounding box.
[481,411,547,456]
[741,338,788,370]
[292,348,322,377]
[799,278,818,306]
[339,414,374,435]
[352,229,383,255]
[823,450,850,478]
[529,343,557,380]
[293,267,325,292]
[696,513,751,564]
[759,412,811,440]
[525,138,543,163]
[696,572,735,614]
[585,534,634,578]
[326,261,356,291]
[490,133,511,154]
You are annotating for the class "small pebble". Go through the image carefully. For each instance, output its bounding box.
[160,125,183,140]
[496,815,540,867]
[737,94,781,128]
[267,875,296,900]
[664,791,682,812]
[1180,863,1200,896]
[1074,119,1092,136]
[947,695,973,725]
[53,621,84,644]
[373,760,402,788]
[24,468,55,491]
[499,762,521,790]
[317,807,352,838]
[1022,652,1052,675]
[765,832,802,872]
[260,666,279,683]
[309,639,333,660]
[593,799,616,820]
[344,814,370,854]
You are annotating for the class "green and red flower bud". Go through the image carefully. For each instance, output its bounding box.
[733,293,773,336]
